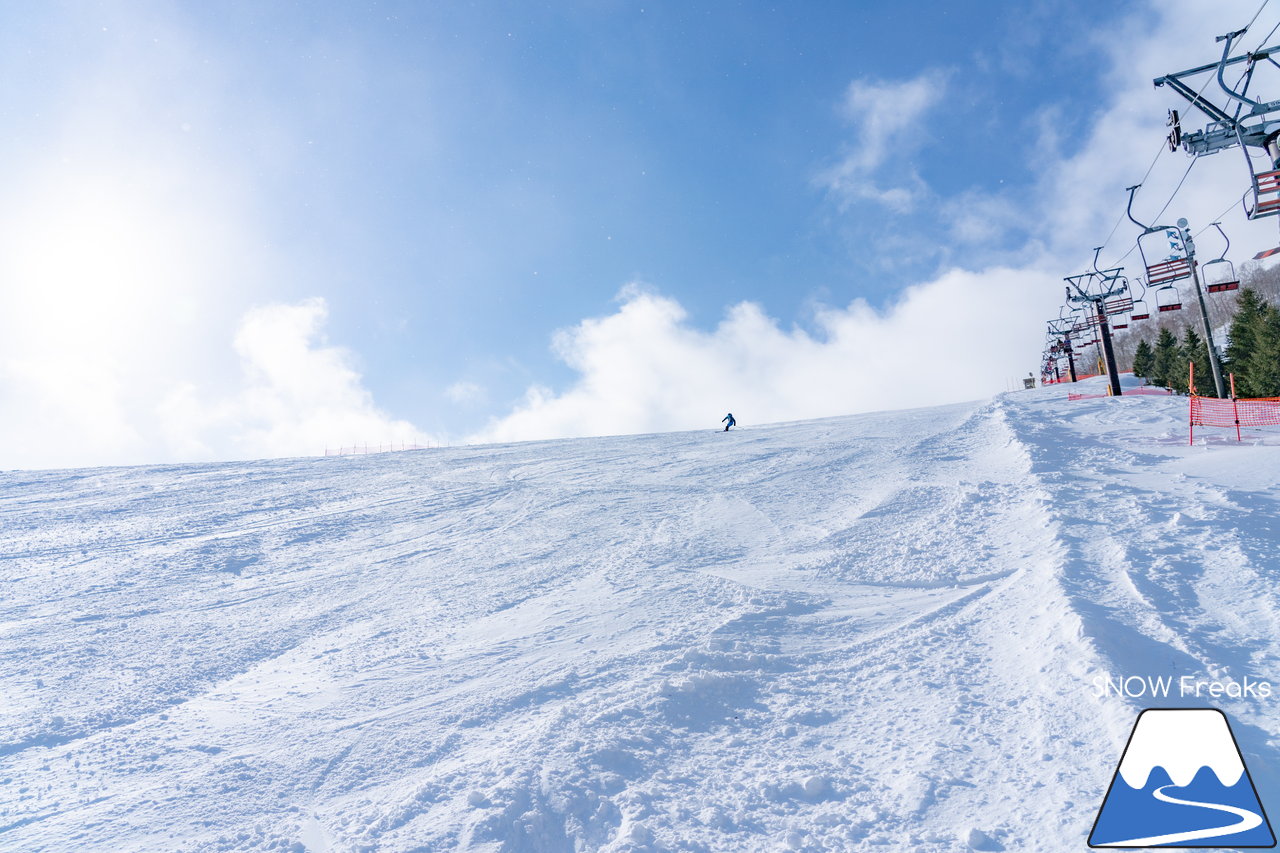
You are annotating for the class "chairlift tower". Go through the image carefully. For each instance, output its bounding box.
[1047,318,1079,383]
[1154,30,1280,219]
[1125,187,1227,398]
[1064,252,1126,398]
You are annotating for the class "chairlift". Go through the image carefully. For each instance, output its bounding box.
[1155,33,1280,222]
[1146,254,1194,286]
[1111,314,1130,330]
[1105,296,1133,315]
[1130,277,1151,320]
[1202,221,1241,293]
[1156,285,1183,312]
[1241,140,1280,220]
[1126,185,1194,287]
[1204,263,1240,293]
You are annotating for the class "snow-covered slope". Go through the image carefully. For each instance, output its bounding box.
[3,380,1280,851]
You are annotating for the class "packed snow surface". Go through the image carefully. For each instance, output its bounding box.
[3,377,1280,851]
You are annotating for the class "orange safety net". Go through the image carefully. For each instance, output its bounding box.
[1191,395,1280,427]
[1190,394,1280,439]
[1188,365,1280,443]
[1185,365,1280,443]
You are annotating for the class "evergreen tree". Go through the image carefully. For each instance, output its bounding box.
[1225,289,1267,396]
[1151,327,1181,391]
[1182,327,1213,396]
[1132,339,1155,380]
[1246,304,1280,397]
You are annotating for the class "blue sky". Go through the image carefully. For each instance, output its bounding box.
[2,0,1278,467]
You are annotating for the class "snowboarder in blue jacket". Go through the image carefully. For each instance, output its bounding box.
[722,412,736,431]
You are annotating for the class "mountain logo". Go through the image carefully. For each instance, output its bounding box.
[1089,708,1275,848]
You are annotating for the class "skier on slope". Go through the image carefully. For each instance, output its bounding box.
[722,412,736,432]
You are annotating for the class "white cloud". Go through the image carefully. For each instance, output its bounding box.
[6,0,1276,469]
[820,72,947,212]
[445,381,487,405]
[156,298,430,461]
[943,190,1026,247]
[0,287,432,469]
[474,274,1058,444]
[0,154,253,470]
[476,0,1280,446]
[0,10,434,470]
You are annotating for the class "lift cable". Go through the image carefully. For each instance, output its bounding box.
[1094,71,1222,269]
[1153,157,1199,223]
[1245,0,1275,35]
[1192,188,1252,240]
[1089,139,1168,268]
[1048,0,1275,377]
[1099,158,1197,269]
[1089,0,1274,272]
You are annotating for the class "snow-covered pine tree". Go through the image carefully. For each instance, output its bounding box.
[1182,327,1215,396]
[1152,327,1181,392]
[1245,304,1280,397]
[1132,339,1154,381]
[1225,289,1267,397]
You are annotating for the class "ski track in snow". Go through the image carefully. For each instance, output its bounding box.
[1,377,1279,850]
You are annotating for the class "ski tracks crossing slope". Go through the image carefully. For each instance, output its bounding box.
[3,385,1276,850]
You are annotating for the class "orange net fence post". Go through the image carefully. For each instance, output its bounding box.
[1231,373,1241,442]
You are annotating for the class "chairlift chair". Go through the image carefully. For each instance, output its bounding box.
[1111,314,1130,330]
[1204,260,1241,293]
[1156,285,1183,312]
[1126,186,1194,288]
[1246,169,1280,218]
[1202,221,1241,293]
[1145,254,1194,286]
[1129,276,1151,320]
[1105,296,1134,315]
[1242,141,1280,220]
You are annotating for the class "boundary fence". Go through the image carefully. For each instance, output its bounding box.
[1067,387,1172,401]
[1188,366,1280,443]
[325,443,433,457]
[1053,371,1172,400]
[1044,372,1104,385]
